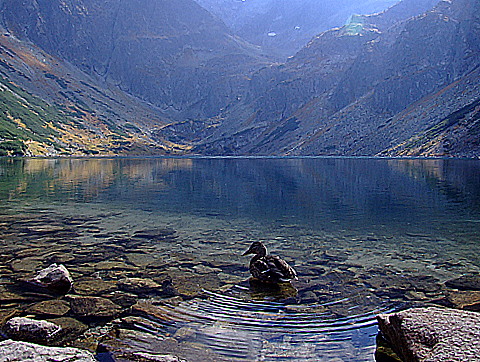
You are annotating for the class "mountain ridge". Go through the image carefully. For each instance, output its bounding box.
[186,0,480,158]
[0,0,479,158]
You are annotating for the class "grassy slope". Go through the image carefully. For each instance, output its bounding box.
[0,33,192,157]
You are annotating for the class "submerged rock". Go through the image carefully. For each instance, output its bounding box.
[29,264,73,295]
[445,274,480,291]
[11,257,43,273]
[68,295,122,318]
[3,317,61,344]
[377,307,480,362]
[0,339,96,361]
[0,309,18,328]
[133,228,177,241]
[48,317,89,345]
[121,351,187,362]
[27,300,71,316]
[443,290,480,312]
[73,278,117,296]
[118,277,164,296]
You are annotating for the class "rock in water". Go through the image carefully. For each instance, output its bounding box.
[377,307,480,362]
[3,317,61,344]
[30,263,73,294]
[67,295,122,318]
[0,339,96,361]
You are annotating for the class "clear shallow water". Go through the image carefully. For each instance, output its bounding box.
[0,157,479,361]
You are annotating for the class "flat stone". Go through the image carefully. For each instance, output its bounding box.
[94,261,136,271]
[170,272,221,298]
[377,307,480,362]
[10,257,43,273]
[131,300,175,322]
[0,339,96,361]
[68,295,122,318]
[48,317,89,344]
[445,274,480,291]
[27,300,71,316]
[108,291,138,308]
[0,309,18,328]
[126,253,159,267]
[192,264,222,274]
[3,317,61,344]
[133,228,177,240]
[73,278,117,295]
[118,277,163,295]
[446,290,480,312]
[124,351,187,361]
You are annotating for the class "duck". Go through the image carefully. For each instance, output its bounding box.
[242,241,298,283]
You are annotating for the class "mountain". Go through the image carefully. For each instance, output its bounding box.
[0,30,179,156]
[185,0,480,158]
[194,0,399,58]
[0,0,267,155]
[1,0,267,119]
[0,0,478,158]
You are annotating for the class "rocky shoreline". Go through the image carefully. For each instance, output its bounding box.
[1,209,480,361]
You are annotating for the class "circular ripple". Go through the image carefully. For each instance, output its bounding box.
[148,287,398,361]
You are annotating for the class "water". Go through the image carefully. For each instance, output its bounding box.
[0,157,479,361]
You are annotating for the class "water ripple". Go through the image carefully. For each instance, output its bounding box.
[142,288,397,361]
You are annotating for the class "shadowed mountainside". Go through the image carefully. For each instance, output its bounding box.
[0,0,479,158]
[194,0,400,58]
[184,0,480,158]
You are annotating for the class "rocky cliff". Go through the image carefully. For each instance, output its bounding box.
[1,0,267,120]
[1,0,479,158]
[194,0,399,58]
[0,30,178,156]
[189,0,480,158]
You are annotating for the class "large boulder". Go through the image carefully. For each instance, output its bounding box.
[0,339,96,361]
[2,317,61,344]
[29,264,73,295]
[377,307,480,362]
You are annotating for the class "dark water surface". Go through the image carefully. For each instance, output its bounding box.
[0,157,479,361]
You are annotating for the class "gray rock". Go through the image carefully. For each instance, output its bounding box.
[30,264,73,295]
[0,339,96,361]
[3,317,61,344]
[377,307,480,362]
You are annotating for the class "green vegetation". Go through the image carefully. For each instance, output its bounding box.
[0,140,25,156]
[343,15,367,36]
[0,76,159,156]
[0,77,64,155]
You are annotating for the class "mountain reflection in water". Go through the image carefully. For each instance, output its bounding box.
[0,157,479,361]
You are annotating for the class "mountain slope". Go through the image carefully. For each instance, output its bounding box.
[188,0,480,158]
[1,0,267,120]
[195,0,399,58]
[0,31,186,156]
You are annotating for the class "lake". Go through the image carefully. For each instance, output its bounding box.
[0,157,479,361]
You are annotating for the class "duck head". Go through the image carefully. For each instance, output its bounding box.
[242,241,267,257]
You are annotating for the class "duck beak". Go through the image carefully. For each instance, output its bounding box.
[242,247,252,256]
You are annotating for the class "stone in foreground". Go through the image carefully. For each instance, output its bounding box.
[0,339,96,362]
[29,263,73,294]
[377,307,480,362]
[3,317,61,344]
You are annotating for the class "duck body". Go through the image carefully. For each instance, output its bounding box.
[243,241,297,283]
